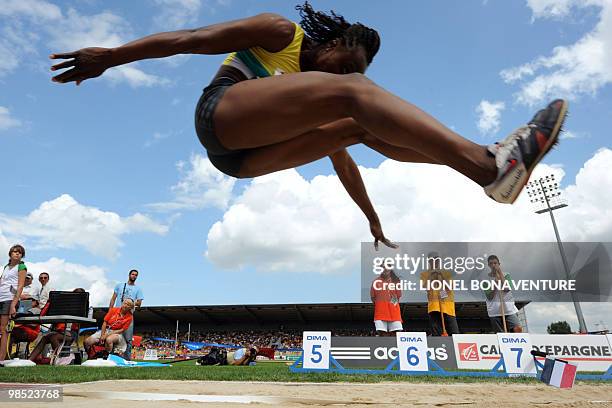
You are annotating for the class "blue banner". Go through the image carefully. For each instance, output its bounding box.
[182,341,240,350]
[79,327,99,334]
[151,337,176,343]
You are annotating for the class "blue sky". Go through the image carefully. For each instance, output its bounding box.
[1,0,611,333]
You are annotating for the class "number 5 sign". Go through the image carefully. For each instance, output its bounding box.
[497,333,536,375]
[396,332,429,371]
[302,331,331,369]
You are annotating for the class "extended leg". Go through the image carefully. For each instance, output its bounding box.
[215,72,493,185]
[29,335,50,361]
[237,118,436,178]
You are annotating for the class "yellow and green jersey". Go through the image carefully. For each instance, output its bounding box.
[222,22,304,78]
[420,270,456,316]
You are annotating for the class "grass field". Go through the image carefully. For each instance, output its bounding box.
[0,360,609,385]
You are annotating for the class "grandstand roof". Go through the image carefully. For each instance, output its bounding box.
[93,301,529,332]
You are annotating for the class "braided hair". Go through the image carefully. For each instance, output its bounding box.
[295,2,380,64]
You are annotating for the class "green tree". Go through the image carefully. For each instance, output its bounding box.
[547,321,572,334]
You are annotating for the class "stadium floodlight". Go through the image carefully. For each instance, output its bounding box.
[526,175,588,334]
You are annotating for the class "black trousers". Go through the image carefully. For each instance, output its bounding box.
[428,311,460,335]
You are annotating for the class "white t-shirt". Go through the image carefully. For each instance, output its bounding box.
[22,284,38,299]
[485,273,518,317]
[0,263,26,302]
[36,284,52,307]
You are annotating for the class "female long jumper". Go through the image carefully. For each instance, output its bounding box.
[49,3,567,248]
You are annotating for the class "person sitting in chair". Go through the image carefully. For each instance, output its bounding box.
[85,298,133,357]
[28,288,85,364]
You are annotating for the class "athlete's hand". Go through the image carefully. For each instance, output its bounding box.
[370,220,398,250]
[50,47,113,85]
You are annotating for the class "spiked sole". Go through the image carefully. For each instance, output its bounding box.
[486,100,568,204]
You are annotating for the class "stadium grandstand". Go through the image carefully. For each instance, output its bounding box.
[92,301,529,357]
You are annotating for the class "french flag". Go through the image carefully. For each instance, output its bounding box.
[540,358,577,388]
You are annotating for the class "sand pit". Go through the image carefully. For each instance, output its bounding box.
[3,380,612,407]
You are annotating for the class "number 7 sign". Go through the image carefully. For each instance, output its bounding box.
[497,333,536,375]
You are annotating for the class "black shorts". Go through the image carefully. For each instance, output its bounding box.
[0,300,12,315]
[195,77,246,177]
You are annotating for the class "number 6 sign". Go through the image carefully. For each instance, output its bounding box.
[396,332,429,371]
[302,331,331,369]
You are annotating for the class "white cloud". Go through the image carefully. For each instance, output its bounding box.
[46,8,131,50]
[205,148,612,274]
[526,0,586,19]
[0,106,21,131]
[501,0,612,105]
[45,8,171,88]
[475,100,505,135]
[0,19,41,77]
[0,38,19,76]
[560,148,612,242]
[105,65,171,88]
[0,2,63,78]
[0,1,169,87]
[144,131,171,148]
[0,229,11,256]
[206,169,366,273]
[26,257,114,307]
[153,0,202,30]
[0,0,62,21]
[560,130,582,139]
[148,154,236,211]
[0,194,168,259]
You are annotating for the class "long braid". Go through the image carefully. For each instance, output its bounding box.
[296,2,380,64]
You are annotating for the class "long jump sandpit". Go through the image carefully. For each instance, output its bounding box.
[4,380,612,407]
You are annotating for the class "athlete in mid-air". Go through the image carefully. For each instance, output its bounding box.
[49,2,567,249]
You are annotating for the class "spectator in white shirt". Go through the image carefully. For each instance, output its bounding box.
[29,272,52,315]
[20,273,38,302]
[36,272,51,308]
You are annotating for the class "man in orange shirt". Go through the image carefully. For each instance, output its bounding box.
[85,298,134,355]
[370,268,403,336]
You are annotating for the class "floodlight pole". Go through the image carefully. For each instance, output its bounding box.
[535,177,588,334]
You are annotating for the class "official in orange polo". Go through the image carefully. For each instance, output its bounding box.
[85,298,134,355]
[370,268,403,336]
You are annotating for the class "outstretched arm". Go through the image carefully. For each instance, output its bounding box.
[329,149,397,250]
[50,13,294,84]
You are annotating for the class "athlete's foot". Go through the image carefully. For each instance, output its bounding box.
[475,146,498,187]
[484,99,568,204]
